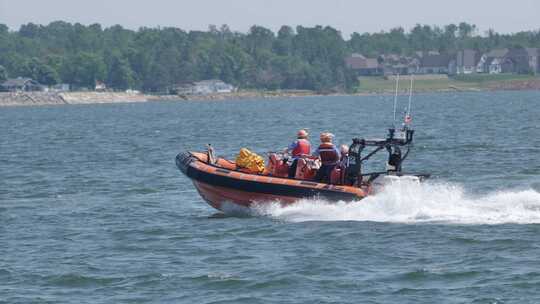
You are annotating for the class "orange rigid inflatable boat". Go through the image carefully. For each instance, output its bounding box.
[176,151,368,211]
[176,127,429,212]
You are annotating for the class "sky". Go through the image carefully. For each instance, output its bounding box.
[1,0,539,37]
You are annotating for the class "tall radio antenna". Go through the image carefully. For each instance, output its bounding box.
[407,74,414,117]
[392,74,400,126]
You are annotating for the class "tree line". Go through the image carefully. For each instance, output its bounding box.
[0,22,539,92]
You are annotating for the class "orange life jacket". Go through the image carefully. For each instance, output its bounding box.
[292,139,311,157]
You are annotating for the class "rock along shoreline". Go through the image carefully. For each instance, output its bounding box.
[0,91,318,107]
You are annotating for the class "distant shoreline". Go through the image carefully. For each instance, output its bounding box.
[1,80,539,107]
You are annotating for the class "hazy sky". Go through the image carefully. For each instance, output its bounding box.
[1,0,539,37]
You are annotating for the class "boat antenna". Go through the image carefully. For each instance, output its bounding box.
[407,74,414,118]
[392,73,400,127]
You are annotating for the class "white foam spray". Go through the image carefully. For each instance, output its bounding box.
[251,180,540,225]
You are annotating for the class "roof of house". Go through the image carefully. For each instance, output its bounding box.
[457,49,479,67]
[485,48,509,58]
[195,79,228,85]
[345,56,380,69]
[408,58,421,66]
[391,64,408,69]
[350,53,366,59]
[415,51,441,58]
[175,82,196,88]
[345,56,365,69]
[364,58,380,69]
[420,54,451,67]
[525,48,539,57]
[1,77,37,87]
[380,54,401,64]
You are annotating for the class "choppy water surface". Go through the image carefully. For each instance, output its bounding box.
[1,91,540,303]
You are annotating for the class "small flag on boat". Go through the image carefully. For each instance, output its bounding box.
[404,115,412,123]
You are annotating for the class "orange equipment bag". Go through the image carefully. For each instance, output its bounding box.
[267,153,289,177]
[295,158,320,180]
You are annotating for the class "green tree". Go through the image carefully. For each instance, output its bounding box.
[458,22,475,39]
[107,54,134,90]
[62,52,106,88]
[1,21,539,93]
[19,23,41,38]
[274,26,294,56]
[4,55,31,78]
[410,24,435,52]
[246,26,275,53]
[28,58,59,85]
[0,65,7,82]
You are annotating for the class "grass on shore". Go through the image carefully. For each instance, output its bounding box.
[453,74,537,82]
[357,74,540,93]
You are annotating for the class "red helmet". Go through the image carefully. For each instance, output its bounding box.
[297,129,309,139]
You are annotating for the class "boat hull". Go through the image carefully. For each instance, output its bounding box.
[176,152,366,212]
[192,180,299,211]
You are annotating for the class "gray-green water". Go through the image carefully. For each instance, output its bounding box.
[1,91,540,303]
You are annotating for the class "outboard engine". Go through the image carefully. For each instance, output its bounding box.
[386,146,402,172]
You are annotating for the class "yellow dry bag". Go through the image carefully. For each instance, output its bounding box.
[235,148,265,174]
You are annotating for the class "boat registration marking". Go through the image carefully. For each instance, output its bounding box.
[300,181,319,187]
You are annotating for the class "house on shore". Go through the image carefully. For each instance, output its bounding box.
[526,48,540,74]
[345,47,539,77]
[418,54,452,74]
[1,77,44,92]
[174,83,196,95]
[345,53,383,76]
[482,49,511,74]
[174,79,236,95]
[378,54,420,75]
[506,48,532,74]
[95,81,107,92]
[480,48,538,74]
[456,49,482,74]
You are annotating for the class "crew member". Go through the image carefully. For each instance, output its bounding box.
[286,129,311,178]
[339,144,349,167]
[386,146,402,172]
[314,132,341,183]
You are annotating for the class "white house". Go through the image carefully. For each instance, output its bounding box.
[176,80,236,95]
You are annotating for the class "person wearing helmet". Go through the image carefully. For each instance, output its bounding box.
[339,144,349,167]
[313,132,341,183]
[286,129,311,178]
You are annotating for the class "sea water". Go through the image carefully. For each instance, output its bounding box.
[1,91,540,303]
